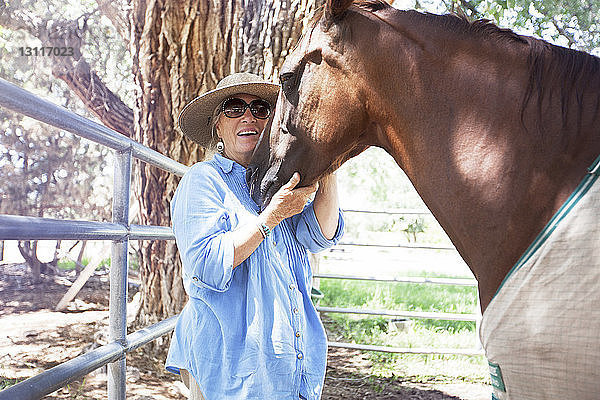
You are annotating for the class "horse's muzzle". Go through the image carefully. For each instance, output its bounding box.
[246,163,281,212]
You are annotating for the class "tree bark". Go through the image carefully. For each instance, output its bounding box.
[129,0,322,350]
[18,240,42,283]
[51,58,134,137]
[76,241,87,274]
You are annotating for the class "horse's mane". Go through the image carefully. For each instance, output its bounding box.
[524,38,600,134]
[347,1,600,135]
[409,11,525,44]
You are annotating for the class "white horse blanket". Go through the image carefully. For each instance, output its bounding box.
[480,162,600,400]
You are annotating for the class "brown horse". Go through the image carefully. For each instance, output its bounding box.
[248,0,600,397]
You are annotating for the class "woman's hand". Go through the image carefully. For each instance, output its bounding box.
[231,173,315,268]
[261,172,318,228]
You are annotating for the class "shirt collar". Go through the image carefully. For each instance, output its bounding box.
[212,153,246,174]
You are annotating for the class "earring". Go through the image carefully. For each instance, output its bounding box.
[216,140,225,154]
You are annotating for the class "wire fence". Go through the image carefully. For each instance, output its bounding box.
[311,208,484,356]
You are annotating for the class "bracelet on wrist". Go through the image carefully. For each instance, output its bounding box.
[258,222,271,239]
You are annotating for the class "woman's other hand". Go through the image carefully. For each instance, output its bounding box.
[261,172,318,228]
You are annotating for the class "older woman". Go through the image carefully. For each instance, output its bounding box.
[166,72,344,400]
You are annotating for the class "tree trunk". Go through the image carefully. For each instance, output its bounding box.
[18,240,42,283]
[52,240,61,264]
[129,0,322,351]
[76,240,87,274]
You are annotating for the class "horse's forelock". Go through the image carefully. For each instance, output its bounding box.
[326,0,354,17]
[353,0,392,12]
[311,0,391,27]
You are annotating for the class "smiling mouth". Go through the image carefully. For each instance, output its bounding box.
[237,130,259,137]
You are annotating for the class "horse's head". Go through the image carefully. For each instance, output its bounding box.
[248,0,382,209]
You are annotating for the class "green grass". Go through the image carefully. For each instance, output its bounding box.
[318,277,490,383]
[0,377,24,390]
[57,254,141,275]
[57,258,89,271]
[320,278,478,332]
[57,257,114,271]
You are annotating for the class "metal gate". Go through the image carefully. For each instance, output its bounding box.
[0,77,188,400]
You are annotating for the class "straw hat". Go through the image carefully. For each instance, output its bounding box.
[178,72,280,148]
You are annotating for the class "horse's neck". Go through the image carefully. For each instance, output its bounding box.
[369,12,600,310]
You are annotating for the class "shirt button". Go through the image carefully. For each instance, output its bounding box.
[297,353,303,360]
[293,308,299,314]
[289,283,296,290]
[295,331,301,338]
[192,277,199,282]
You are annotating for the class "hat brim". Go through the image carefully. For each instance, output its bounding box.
[178,81,280,148]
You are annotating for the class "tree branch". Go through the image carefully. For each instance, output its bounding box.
[0,5,134,136]
[95,0,130,43]
[551,19,576,49]
[52,58,134,136]
[0,6,36,34]
[459,0,481,19]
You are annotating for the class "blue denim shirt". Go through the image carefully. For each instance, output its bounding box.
[166,153,344,400]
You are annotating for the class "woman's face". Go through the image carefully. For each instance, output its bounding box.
[215,93,271,167]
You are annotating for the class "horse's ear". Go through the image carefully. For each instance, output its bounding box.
[325,0,354,19]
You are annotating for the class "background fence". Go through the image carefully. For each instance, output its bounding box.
[311,208,483,356]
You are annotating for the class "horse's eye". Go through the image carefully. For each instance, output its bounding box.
[280,72,296,95]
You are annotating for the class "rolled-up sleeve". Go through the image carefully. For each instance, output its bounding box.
[291,202,344,253]
[171,166,236,292]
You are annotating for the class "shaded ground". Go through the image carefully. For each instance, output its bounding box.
[0,263,489,399]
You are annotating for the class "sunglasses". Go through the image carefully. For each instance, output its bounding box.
[220,97,272,119]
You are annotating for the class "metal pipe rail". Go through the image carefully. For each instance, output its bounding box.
[342,208,432,216]
[314,273,478,287]
[317,306,479,322]
[314,273,483,355]
[336,242,456,251]
[0,215,175,241]
[0,316,178,400]
[328,342,484,356]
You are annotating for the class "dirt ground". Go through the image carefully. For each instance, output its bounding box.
[0,263,490,399]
